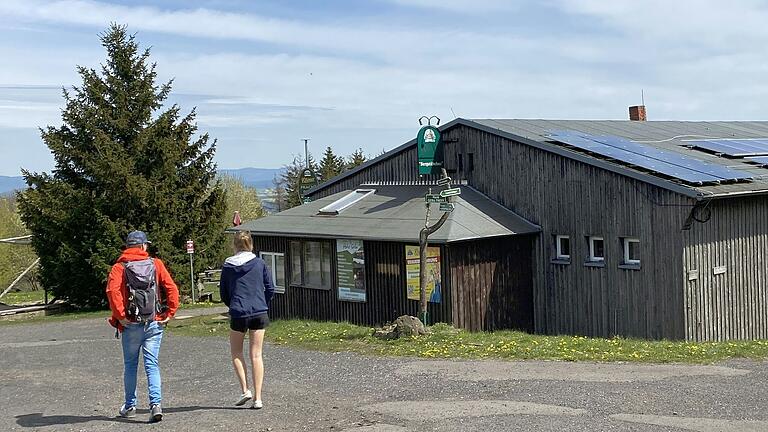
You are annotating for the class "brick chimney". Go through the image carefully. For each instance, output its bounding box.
[629,105,647,121]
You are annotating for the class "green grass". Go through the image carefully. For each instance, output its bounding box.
[0,301,222,325]
[1,290,46,305]
[166,316,768,364]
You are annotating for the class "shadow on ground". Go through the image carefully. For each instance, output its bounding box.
[15,406,241,427]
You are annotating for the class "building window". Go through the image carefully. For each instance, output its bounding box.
[458,153,463,172]
[554,235,570,262]
[588,237,604,262]
[289,240,332,289]
[622,238,640,267]
[260,252,285,294]
[467,153,474,172]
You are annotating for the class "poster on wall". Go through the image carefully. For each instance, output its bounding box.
[337,239,366,302]
[405,245,442,303]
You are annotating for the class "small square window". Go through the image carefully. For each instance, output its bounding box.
[555,235,570,260]
[622,238,640,265]
[588,236,604,262]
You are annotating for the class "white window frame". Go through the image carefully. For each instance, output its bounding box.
[260,252,286,293]
[622,238,640,265]
[588,236,605,262]
[555,235,570,260]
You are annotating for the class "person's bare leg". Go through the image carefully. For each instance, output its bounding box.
[249,329,266,401]
[229,330,248,394]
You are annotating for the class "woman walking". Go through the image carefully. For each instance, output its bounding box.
[219,231,274,409]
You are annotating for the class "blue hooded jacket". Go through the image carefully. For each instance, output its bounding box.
[219,252,274,319]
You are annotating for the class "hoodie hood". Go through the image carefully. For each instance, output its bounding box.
[117,247,150,263]
[224,251,257,267]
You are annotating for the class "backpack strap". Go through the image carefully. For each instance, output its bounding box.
[152,258,168,312]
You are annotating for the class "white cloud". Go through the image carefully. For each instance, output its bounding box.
[559,0,768,50]
[3,0,768,173]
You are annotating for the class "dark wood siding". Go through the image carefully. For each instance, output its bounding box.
[310,124,695,339]
[684,197,768,341]
[252,236,451,327]
[447,236,534,332]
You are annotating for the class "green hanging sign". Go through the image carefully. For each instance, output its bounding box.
[417,125,443,175]
[298,168,317,202]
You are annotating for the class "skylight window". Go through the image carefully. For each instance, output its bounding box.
[317,189,375,215]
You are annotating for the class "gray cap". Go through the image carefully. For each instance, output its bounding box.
[125,230,151,246]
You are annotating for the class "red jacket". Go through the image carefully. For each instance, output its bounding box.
[106,247,180,330]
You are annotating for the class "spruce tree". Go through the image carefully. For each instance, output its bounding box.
[347,148,367,169]
[318,146,345,182]
[17,25,227,307]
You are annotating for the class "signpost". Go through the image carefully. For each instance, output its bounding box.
[424,194,448,204]
[186,239,195,303]
[298,139,318,203]
[439,187,462,198]
[415,115,459,325]
[298,168,317,203]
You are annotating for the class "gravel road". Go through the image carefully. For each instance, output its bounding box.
[1,309,766,431]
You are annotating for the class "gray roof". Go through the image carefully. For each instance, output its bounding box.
[308,118,768,199]
[471,119,768,198]
[236,185,540,243]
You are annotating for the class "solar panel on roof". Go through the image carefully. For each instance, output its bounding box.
[746,156,768,166]
[686,139,768,157]
[549,131,752,185]
[592,135,747,181]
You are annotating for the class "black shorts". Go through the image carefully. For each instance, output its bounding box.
[230,313,270,332]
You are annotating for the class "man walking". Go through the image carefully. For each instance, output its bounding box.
[106,231,179,423]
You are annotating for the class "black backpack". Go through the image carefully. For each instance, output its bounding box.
[123,258,161,322]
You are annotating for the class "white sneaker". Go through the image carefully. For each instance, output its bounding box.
[252,399,263,409]
[119,404,136,418]
[235,390,253,406]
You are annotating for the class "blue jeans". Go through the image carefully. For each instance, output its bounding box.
[121,321,164,407]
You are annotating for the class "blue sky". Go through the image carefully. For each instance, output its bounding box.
[1,0,768,176]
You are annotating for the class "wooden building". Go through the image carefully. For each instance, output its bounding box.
[240,115,768,341]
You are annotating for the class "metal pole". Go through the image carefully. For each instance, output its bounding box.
[189,253,195,303]
[419,201,430,325]
[303,138,310,168]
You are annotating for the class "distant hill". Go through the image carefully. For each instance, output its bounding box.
[0,176,26,195]
[218,168,284,190]
[0,168,285,194]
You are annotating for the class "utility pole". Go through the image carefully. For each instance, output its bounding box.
[303,138,310,168]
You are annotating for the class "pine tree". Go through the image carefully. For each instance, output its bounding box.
[318,146,345,182]
[16,25,227,307]
[347,148,367,169]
